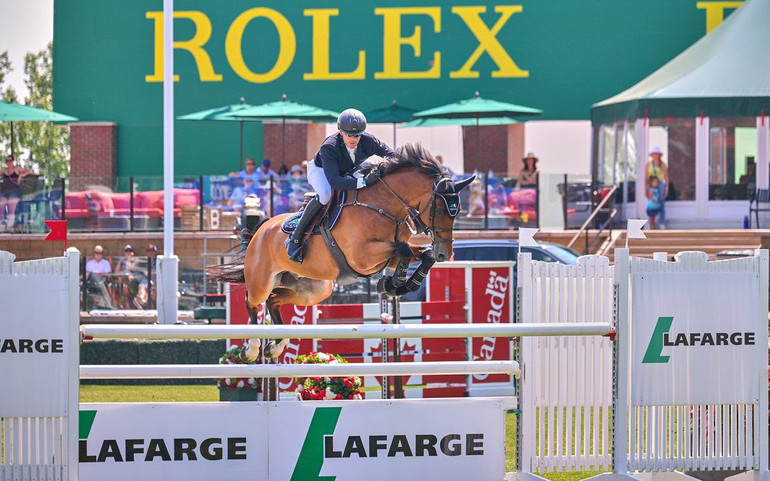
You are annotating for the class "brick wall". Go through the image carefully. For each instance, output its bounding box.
[263,122,327,171]
[462,124,524,176]
[70,122,117,191]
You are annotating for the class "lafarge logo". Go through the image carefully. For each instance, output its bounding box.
[642,316,756,364]
[0,338,63,353]
[291,407,484,480]
[79,410,247,463]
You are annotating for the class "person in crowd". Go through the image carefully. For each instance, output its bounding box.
[467,178,486,216]
[229,157,260,183]
[85,245,114,309]
[227,177,257,211]
[645,146,669,229]
[518,152,540,188]
[86,245,112,277]
[646,175,662,230]
[288,164,309,211]
[254,158,277,185]
[285,108,395,263]
[116,244,148,308]
[145,244,159,309]
[0,155,33,231]
[435,154,457,178]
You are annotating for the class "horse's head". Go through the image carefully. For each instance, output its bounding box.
[423,175,475,262]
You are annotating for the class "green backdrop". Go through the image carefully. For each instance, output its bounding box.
[52,0,738,176]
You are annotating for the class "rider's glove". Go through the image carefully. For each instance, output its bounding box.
[356,177,366,189]
[364,169,381,186]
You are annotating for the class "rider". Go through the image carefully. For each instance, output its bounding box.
[285,108,395,263]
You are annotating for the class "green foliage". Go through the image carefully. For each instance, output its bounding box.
[0,43,70,179]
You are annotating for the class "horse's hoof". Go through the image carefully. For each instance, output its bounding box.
[241,339,261,362]
[263,339,289,359]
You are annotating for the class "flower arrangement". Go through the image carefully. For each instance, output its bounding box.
[218,344,259,390]
[294,351,363,400]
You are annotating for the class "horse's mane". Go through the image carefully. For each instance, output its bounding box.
[371,143,444,180]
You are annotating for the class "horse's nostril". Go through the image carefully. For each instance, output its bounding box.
[437,253,445,262]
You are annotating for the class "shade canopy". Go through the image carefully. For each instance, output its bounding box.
[402,117,519,128]
[365,100,416,124]
[413,92,542,120]
[225,94,339,122]
[177,98,256,121]
[0,100,78,122]
[592,0,770,125]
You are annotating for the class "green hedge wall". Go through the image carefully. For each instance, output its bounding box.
[80,339,227,385]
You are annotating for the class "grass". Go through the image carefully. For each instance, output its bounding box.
[79,385,601,480]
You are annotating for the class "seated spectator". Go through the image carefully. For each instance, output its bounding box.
[227,177,257,211]
[229,157,260,183]
[518,152,540,188]
[467,179,485,216]
[116,244,148,308]
[254,158,277,185]
[85,245,114,309]
[0,155,33,231]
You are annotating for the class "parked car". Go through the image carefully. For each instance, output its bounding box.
[401,239,580,302]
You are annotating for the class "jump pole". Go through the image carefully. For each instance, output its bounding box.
[80,322,613,340]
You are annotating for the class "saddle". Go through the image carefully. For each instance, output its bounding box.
[280,190,346,235]
[281,191,372,285]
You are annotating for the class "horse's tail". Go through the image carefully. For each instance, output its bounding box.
[205,220,265,284]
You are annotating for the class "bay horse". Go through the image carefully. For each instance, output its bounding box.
[209,143,474,361]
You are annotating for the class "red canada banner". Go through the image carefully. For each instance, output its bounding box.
[470,266,512,383]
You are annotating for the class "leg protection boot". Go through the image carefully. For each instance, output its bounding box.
[285,196,324,263]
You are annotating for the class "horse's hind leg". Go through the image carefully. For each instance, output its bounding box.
[262,278,333,358]
[241,294,262,362]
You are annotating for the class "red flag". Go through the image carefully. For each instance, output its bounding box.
[44,220,68,250]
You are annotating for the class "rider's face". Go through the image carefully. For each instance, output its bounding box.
[341,131,362,149]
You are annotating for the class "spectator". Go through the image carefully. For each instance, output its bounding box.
[85,245,112,277]
[116,244,147,308]
[227,177,257,211]
[0,155,33,231]
[467,179,485,216]
[145,244,159,309]
[254,158,277,185]
[518,152,539,188]
[646,176,662,229]
[85,245,114,309]
[645,146,669,229]
[229,157,260,183]
[435,154,457,178]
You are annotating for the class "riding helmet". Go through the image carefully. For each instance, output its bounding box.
[337,108,367,136]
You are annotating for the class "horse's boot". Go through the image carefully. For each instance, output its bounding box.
[285,196,324,263]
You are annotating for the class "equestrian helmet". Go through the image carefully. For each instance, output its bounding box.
[337,108,367,136]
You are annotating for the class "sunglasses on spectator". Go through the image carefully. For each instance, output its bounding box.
[124,249,133,253]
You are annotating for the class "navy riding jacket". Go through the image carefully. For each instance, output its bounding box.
[313,132,395,191]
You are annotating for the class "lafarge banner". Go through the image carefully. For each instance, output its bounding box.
[631,271,762,406]
[80,398,506,480]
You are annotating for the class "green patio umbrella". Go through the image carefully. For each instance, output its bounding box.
[401,117,519,127]
[177,97,256,171]
[413,92,541,170]
[225,94,339,168]
[365,100,416,147]
[0,101,78,158]
[412,91,542,120]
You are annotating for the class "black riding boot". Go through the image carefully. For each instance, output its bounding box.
[285,196,324,263]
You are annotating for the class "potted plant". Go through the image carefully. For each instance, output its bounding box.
[294,351,363,400]
[218,344,260,401]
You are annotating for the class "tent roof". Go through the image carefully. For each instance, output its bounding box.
[592,0,770,125]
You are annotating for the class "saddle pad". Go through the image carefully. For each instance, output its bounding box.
[280,190,346,235]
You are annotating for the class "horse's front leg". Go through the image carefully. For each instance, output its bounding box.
[378,244,436,297]
[376,242,413,295]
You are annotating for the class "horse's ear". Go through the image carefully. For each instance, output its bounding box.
[453,175,476,192]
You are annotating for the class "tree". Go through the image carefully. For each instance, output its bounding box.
[0,51,20,156]
[0,43,70,179]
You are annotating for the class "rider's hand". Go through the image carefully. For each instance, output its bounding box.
[364,169,381,186]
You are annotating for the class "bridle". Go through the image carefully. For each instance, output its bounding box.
[343,176,460,246]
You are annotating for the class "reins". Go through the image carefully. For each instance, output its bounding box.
[340,176,455,245]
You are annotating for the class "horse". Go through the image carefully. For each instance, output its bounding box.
[209,143,474,361]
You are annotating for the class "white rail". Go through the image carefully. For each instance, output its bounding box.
[80,322,613,340]
[80,360,520,379]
